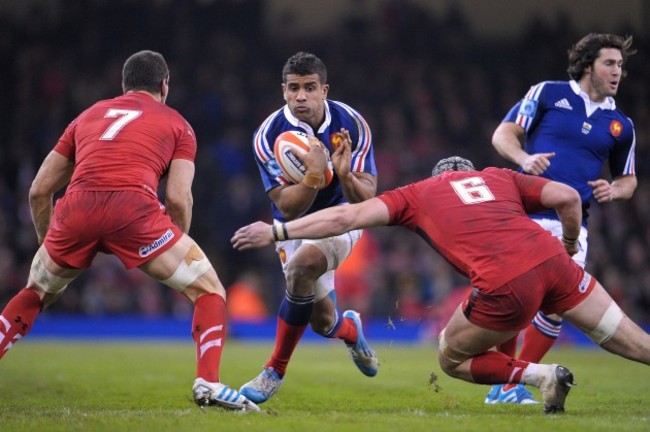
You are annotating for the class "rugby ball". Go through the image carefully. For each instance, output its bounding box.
[273,130,334,188]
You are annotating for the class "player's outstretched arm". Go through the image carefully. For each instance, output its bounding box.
[232,197,389,250]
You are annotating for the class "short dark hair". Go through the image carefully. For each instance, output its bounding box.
[431,156,475,177]
[122,50,169,93]
[567,33,636,81]
[282,52,327,84]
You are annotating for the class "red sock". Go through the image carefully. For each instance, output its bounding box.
[518,325,557,363]
[0,289,42,360]
[266,318,308,377]
[496,334,520,390]
[469,351,530,384]
[333,317,358,345]
[192,293,227,383]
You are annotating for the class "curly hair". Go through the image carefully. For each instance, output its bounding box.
[567,33,636,81]
[282,52,327,84]
[431,156,475,177]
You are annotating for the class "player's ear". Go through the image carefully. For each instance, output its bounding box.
[322,83,329,99]
[161,77,169,102]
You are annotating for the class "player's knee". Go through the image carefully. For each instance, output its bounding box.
[29,254,74,295]
[437,328,467,377]
[162,245,213,292]
[285,263,320,294]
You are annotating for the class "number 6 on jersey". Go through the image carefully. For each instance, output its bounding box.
[451,177,495,204]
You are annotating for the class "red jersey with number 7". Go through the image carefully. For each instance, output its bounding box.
[53,92,196,197]
[377,168,568,292]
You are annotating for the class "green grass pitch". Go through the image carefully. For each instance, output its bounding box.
[0,340,648,432]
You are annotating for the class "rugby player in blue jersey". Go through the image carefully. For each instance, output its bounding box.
[488,33,637,404]
[240,52,379,404]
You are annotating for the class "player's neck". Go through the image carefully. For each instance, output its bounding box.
[127,90,162,102]
[578,80,606,103]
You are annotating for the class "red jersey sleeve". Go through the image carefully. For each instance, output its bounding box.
[171,119,197,162]
[377,186,418,229]
[508,170,552,214]
[53,118,78,161]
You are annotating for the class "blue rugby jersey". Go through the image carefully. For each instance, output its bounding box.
[253,100,376,222]
[503,80,636,225]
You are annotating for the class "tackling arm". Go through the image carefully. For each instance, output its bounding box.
[29,151,75,245]
[232,197,390,250]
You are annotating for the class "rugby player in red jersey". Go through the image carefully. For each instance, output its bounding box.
[232,155,650,414]
[0,50,258,412]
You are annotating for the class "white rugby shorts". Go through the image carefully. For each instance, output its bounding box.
[532,218,588,269]
[274,226,362,301]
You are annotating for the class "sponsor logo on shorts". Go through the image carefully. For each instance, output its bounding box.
[579,272,592,293]
[139,229,175,257]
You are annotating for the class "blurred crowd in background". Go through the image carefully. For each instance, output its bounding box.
[1,0,649,326]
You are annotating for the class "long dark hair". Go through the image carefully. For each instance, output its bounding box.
[567,34,636,80]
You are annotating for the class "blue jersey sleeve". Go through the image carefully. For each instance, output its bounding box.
[502,82,549,132]
[252,109,293,193]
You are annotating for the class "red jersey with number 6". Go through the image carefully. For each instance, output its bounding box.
[377,167,567,291]
[54,92,196,197]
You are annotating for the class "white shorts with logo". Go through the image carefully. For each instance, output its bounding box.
[274,226,362,302]
[532,218,588,269]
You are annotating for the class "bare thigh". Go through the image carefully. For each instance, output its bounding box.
[442,305,519,361]
[562,282,650,364]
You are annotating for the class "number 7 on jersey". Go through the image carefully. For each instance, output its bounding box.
[100,108,142,140]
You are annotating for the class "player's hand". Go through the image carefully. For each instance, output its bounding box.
[521,152,555,175]
[299,135,328,175]
[331,128,352,176]
[588,179,614,203]
[231,221,274,250]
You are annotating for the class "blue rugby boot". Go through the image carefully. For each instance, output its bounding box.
[239,367,284,404]
[343,310,379,377]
